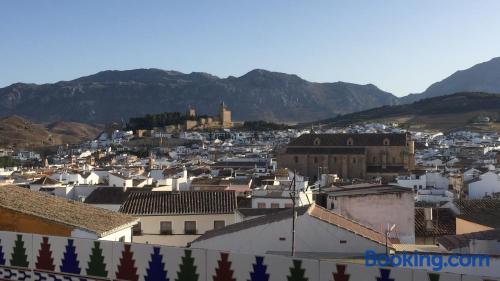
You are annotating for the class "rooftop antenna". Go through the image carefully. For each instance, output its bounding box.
[289,170,298,256]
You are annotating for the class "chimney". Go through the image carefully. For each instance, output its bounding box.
[424,207,434,231]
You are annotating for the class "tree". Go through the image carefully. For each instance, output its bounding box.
[10,234,29,268]
[376,269,394,281]
[0,238,5,266]
[176,249,199,281]
[145,247,168,281]
[60,239,81,274]
[213,252,235,281]
[115,244,138,281]
[248,256,269,281]
[86,241,108,278]
[36,237,55,271]
[332,264,349,281]
[287,260,308,281]
[428,273,440,281]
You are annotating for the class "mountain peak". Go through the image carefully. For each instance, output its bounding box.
[401,56,500,103]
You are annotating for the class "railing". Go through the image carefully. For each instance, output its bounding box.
[0,231,497,281]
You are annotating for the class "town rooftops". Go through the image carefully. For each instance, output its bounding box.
[327,184,412,197]
[193,204,391,247]
[288,133,408,147]
[84,186,151,205]
[119,190,237,216]
[438,229,500,251]
[31,176,61,185]
[455,199,500,229]
[0,185,137,237]
[415,208,456,237]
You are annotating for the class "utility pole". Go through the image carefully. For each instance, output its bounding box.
[290,170,297,257]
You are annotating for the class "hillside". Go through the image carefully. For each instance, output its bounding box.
[0,116,102,148]
[0,69,398,123]
[401,57,500,103]
[324,92,500,131]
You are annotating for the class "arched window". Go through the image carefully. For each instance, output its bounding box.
[347,138,354,146]
[383,138,390,146]
[313,137,321,146]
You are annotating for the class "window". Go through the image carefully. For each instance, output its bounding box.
[340,240,347,244]
[132,222,142,235]
[270,203,280,208]
[383,138,390,146]
[314,157,318,163]
[118,236,125,242]
[333,157,337,163]
[160,221,172,235]
[373,156,377,162]
[257,202,266,208]
[284,203,293,208]
[313,138,321,146]
[294,156,299,163]
[214,220,225,230]
[184,221,197,235]
[352,158,356,164]
[347,138,354,146]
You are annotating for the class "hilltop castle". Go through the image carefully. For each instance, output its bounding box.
[185,102,233,130]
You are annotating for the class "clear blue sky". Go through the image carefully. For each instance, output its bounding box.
[1,0,500,96]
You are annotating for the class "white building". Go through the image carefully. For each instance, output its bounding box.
[190,204,390,256]
[326,184,415,243]
[468,171,500,199]
[119,190,238,247]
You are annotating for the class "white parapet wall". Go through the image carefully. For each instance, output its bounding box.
[0,231,498,281]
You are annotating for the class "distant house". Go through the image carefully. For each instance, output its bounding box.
[29,176,64,192]
[0,185,138,242]
[119,190,238,247]
[190,204,391,257]
[325,184,415,243]
[109,172,133,188]
[467,171,500,199]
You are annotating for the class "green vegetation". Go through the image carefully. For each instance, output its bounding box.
[127,112,185,130]
[0,157,18,168]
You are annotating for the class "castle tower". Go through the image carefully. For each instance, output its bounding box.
[219,101,232,128]
[186,106,196,119]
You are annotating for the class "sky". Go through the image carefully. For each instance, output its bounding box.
[1,0,500,96]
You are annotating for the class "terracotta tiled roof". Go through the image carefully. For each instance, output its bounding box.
[31,176,60,185]
[193,206,310,243]
[119,190,237,215]
[0,185,137,237]
[455,199,500,228]
[415,208,456,237]
[288,133,408,147]
[285,147,366,154]
[84,186,151,205]
[438,229,500,251]
[194,204,390,247]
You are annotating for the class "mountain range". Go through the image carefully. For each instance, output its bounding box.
[0,69,397,123]
[324,92,500,131]
[1,57,500,124]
